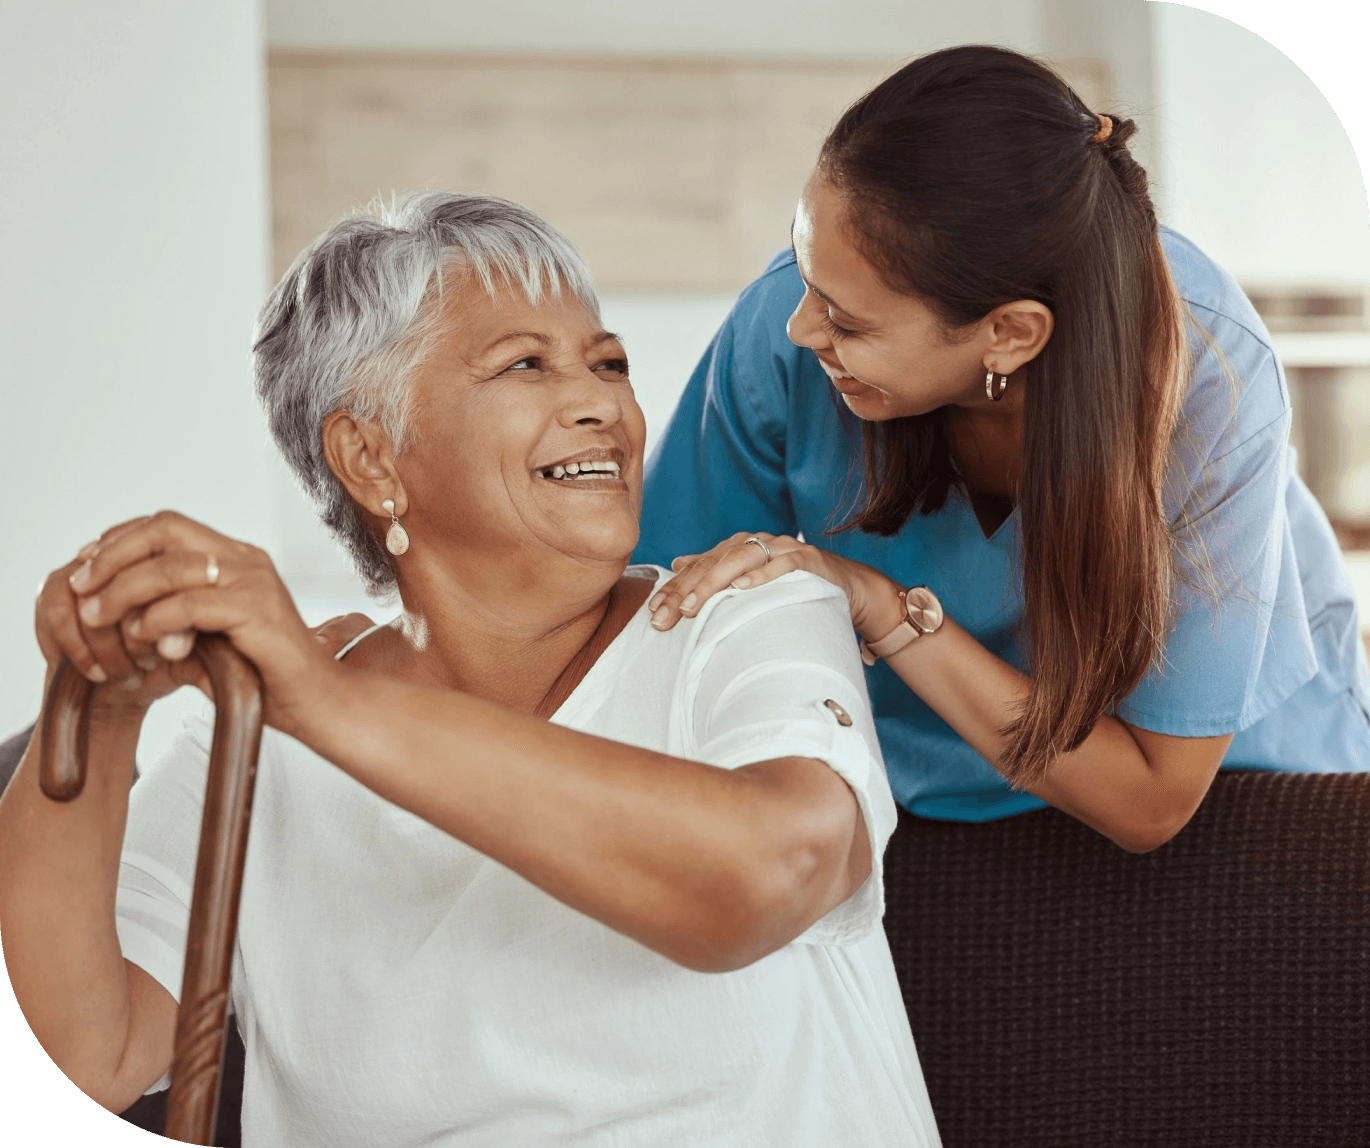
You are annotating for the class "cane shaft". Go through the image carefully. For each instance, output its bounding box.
[37,637,263,1146]
[164,635,263,1144]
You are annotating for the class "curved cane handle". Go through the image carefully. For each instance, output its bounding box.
[38,635,264,1146]
[38,659,95,802]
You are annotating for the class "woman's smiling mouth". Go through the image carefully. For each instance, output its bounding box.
[536,459,621,482]
[815,358,872,397]
[533,450,626,487]
[825,370,881,400]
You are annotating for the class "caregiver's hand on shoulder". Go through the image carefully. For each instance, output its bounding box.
[649,531,904,639]
[58,511,338,733]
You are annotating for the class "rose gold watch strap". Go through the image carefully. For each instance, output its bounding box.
[860,618,921,666]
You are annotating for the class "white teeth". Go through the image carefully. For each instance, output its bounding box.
[538,459,622,481]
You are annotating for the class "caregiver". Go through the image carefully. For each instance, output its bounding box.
[638,45,1370,852]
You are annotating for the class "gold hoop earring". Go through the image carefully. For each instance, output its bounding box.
[985,369,1008,402]
[381,498,410,556]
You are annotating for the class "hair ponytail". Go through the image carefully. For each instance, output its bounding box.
[822,45,1188,785]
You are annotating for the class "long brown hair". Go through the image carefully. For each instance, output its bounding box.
[821,46,1187,786]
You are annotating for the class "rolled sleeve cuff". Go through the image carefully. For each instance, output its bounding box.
[699,701,897,948]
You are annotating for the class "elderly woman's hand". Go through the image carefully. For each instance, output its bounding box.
[648,531,905,642]
[54,511,336,733]
[35,525,196,720]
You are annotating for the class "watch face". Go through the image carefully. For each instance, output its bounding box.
[905,586,944,634]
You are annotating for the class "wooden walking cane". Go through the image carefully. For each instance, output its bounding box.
[39,634,264,1146]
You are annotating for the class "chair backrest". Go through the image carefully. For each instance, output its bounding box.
[0,724,35,794]
[881,770,1370,1148]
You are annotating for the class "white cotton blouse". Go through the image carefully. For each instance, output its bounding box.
[114,568,940,1147]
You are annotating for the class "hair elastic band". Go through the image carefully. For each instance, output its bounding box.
[1093,114,1114,144]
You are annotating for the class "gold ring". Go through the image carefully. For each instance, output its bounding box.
[744,536,772,562]
[205,554,220,586]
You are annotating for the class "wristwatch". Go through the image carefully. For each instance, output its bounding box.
[860,585,945,666]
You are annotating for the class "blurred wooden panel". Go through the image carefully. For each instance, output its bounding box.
[270,52,892,288]
[269,51,1112,290]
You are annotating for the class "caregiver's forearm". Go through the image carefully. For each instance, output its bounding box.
[881,618,1228,852]
[0,707,174,1108]
[293,667,867,972]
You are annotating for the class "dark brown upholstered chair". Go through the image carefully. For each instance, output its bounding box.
[3,721,1366,1146]
[882,770,1370,1147]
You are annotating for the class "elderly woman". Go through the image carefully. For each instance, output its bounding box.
[0,194,938,1146]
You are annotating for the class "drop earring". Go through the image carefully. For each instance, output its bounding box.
[985,367,1008,402]
[381,498,410,556]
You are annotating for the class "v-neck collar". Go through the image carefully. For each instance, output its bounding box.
[952,484,1018,544]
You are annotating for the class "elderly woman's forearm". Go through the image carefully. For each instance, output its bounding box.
[0,717,173,1108]
[295,665,867,971]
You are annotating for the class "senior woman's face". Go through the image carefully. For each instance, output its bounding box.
[396,276,645,576]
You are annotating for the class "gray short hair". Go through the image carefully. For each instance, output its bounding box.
[253,191,601,595]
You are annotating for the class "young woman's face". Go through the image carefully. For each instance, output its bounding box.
[787,173,993,421]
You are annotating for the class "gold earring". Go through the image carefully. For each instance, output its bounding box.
[381,498,409,556]
[984,367,1008,402]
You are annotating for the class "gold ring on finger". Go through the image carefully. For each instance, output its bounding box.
[205,553,220,587]
[744,536,772,562]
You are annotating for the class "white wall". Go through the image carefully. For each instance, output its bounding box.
[1153,2,1370,282]
[0,0,272,740]
[597,291,740,460]
[267,0,1043,57]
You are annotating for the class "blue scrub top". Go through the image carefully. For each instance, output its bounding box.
[635,227,1370,821]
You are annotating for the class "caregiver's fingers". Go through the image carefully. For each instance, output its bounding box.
[650,533,755,613]
[649,534,794,630]
[649,533,754,621]
[68,511,244,598]
[677,538,794,609]
[652,554,706,609]
[653,559,701,609]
